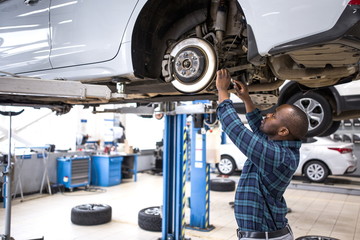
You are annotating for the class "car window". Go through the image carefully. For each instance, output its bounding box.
[302,138,317,144]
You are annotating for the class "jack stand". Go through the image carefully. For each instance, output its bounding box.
[0,109,23,240]
[161,114,189,240]
[0,110,44,240]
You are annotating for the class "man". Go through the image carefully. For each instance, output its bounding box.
[215,69,308,240]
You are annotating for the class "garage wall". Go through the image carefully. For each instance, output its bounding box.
[0,105,164,154]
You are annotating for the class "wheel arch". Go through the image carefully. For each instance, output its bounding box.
[302,159,332,175]
[279,82,337,115]
[131,0,209,79]
[220,154,235,162]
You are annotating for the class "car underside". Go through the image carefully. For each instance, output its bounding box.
[0,0,359,115]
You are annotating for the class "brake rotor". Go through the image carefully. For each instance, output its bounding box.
[170,38,217,93]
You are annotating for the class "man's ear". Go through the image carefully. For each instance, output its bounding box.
[278,126,289,137]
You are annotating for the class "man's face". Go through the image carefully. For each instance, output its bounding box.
[260,105,289,137]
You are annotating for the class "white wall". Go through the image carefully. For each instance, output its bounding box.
[124,114,164,150]
[0,106,78,153]
[0,104,164,154]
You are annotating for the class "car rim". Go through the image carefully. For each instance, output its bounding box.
[219,158,233,174]
[144,207,161,216]
[170,38,217,93]
[293,98,324,131]
[306,163,325,181]
[78,204,106,211]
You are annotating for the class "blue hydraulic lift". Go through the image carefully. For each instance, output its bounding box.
[160,102,216,240]
[87,101,217,240]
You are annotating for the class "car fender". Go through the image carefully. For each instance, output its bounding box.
[238,0,348,55]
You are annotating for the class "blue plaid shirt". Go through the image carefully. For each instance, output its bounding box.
[217,100,301,232]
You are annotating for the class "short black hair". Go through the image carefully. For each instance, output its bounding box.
[283,104,309,140]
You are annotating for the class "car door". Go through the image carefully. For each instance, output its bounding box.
[49,0,139,69]
[0,0,51,74]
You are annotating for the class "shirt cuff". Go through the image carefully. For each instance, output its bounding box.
[245,108,261,118]
[218,99,233,107]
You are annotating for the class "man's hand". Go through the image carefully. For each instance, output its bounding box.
[216,69,231,103]
[233,79,256,113]
[233,80,249,101]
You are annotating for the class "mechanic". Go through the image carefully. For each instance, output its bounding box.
[215,69,308,240]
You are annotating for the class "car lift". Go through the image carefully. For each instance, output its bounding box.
[0,75,218,240]
[155,102,216,240]
[95,101,217,239]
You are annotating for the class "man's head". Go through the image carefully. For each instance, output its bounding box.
[260,104,308,141]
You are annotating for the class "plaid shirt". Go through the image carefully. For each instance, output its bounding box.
[217,100,301,232]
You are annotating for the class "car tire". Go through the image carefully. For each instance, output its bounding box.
[304,161,329,183]
[318,121,341,137]
[217,155,236,175]
[138,206,162,232]
[210,178,236,192]
[71,204,112,226]
[295,236,340,240]
[287,92,332,137]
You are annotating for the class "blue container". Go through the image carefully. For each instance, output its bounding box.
[91,155,123,186]
[57,156,91,189]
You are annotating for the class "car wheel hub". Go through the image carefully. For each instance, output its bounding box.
[293,98,324,131]
[219,158,233,174]
[307,163,325,181]
[175,49,202,81]
[145,207,160,216]
[170,38,217,93]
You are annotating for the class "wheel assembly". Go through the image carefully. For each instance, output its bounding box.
[304,161,329,183]
[287,92,332,137]
[168,38,217,93]
[138,206,162,232]
[71,204,112,226]
[217,155,236,175]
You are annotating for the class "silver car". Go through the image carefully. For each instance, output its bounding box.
[1,0,360,113]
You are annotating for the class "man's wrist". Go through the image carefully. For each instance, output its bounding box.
[218,90,230,103]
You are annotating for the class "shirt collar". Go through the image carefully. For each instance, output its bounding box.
[273,140,302,149]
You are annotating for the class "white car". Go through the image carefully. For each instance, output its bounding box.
[0,1,360,113]
[218,136,358,182]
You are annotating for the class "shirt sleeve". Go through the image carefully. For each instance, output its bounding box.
[246,108,266,138]
[217,100,279,174]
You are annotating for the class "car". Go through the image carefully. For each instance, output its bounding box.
[218,135,358,182]
[233,79,360,137]
[1,0,360,113]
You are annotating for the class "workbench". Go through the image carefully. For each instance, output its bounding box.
[90,154,138,187]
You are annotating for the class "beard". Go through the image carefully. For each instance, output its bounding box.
[260,120,278,137]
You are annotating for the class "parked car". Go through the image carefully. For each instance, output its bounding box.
[232,79,360,137]
[0,0,360,113]
[218,136,358,182]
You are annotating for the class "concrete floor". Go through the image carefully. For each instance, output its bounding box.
[1,173,360,240]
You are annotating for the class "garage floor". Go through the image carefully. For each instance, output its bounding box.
[1,173,360,240]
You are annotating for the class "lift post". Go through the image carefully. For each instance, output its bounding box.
[162,113,188,240]
[160,102,217,240]
[188,125,212,230]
